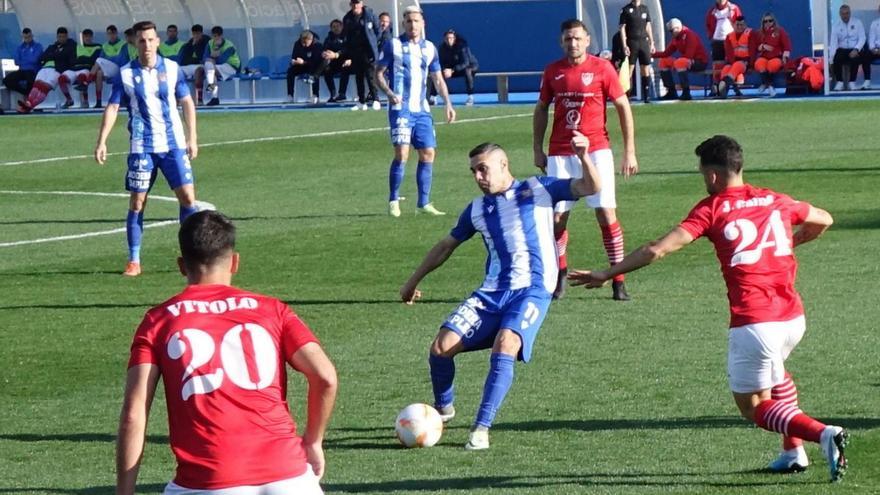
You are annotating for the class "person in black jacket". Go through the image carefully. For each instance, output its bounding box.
[17,26,77,113]
[343,0,381,110]
[286,30,324,103]
[179,24,209,105]
[429,30,479,106]
[319,19,351,102]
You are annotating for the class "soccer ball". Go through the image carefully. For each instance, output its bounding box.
[394,403,444,448]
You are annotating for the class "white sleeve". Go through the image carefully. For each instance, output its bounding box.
[830,22,839,53]
[873,20,880,49]
[856,19,867,49]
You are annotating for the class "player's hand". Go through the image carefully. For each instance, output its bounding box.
[445,104,456,124]
[620,151,639,178]
[533,149,547,173]
[321,50,333,60]
[187,141,199,160]
[388,92,402,105]
[400,284,422,305]
[294,57,304,65]
[567,269,609,289]
[342,59,352,67]
[570,130,590,158]
[442,68,453,78]
[303,442,325,479]
[850,49,860,59]
[624,45,631,56]
[95,143,107,165]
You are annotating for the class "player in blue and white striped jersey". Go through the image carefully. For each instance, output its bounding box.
[400,134,601,450]
[94,20,200,277]
[375,6,456,217]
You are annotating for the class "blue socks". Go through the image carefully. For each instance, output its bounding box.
[179,204,198,223]
[475,353,515,428]
[388,160,404,201]
[126,210,143,263]
[416,161,433,207]
[429,354,455,408]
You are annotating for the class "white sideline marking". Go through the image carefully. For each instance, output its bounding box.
[0,112,531,167]
[0,190,214,248]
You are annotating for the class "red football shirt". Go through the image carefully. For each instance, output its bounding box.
[678,185,811,327]
[539,54,625,156]
[128,284,318,489]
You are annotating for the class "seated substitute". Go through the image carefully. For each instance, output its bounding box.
[319,19,352,102]
[400,136,601,450]
[179,24,209,105]
[203,25,241,106]
[287,30,324,104]
[2,28,43,98]
[717,15,751,98]
[860,4,880,89]
[653,18,709,100]
[159,24,184,63]
[751,12,791,97]
[829,4,866,91]
[429,30,479,106]
[116,210,338,494]
[88,27,137,108]
[17,26,76,113]
[59,28,102,108]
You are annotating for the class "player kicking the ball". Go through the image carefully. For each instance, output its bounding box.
[400,133,600,450]
[569,135,848,482]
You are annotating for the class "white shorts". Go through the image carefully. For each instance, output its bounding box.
[546,149,616,212]
[35,68,60,87]
[163,466,323,495]
[727,315,805,394]
[205,61,237,81]
[60,69,89,82]
[181,64,203,80]
[96,57,119,79]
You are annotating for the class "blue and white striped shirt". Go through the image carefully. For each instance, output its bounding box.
[377,35,440,114]
[110,56,190,153]
[450,177,575,293]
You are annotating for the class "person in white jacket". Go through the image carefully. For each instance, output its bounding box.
[829,4,866,90]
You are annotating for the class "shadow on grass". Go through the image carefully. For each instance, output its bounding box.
[235,213,384,221]
[0,298,461,311]
[830,214,880,230]
[0,484,166,494]
[638,167,880,176]
[0,269,176,277]
[0,218,135,225]
[0,432,168,443]
[495,416,880,432]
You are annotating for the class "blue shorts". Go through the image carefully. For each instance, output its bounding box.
[389,110,436,149]
[441,287,552,362]
[126,150,194,193]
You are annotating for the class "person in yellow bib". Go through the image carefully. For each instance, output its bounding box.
[159,24,185,63]
[203,26,240,106]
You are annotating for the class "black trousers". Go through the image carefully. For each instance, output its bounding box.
[350,51,377,103]
[430,66,478,96]
[860,45,880,80]
[833,48,861,82]
[2,69,36,95]
[286,64,320,97]
[319,59,350,97]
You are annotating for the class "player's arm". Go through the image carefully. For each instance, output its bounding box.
[569,131,601,198]
[793,205,833,247]
[116,363,160,495]
[532,100,550,172]
[569,226,694,288]
[373,62,399,105]
[612,94,638,177]
[289,342,337,479]
[180,95,198,160]
[647,19,655,52]
[429,70,456,123]
[95,103,120,165]
[400,235,463,304]
[619,21,629,55]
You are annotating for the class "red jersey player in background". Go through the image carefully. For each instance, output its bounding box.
[569,135,848,482]
[116,210,338,494]
[533,18,638,301]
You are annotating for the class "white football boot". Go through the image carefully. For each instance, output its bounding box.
[820,426,849,482]
[768,446,809,473]
[388,200,401,217]
[464,428,489,451]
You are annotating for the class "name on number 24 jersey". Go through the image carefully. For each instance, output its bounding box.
[128,284,318,489]
[678,184,812,327]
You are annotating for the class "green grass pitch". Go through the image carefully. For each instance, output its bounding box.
[0,99,878,494]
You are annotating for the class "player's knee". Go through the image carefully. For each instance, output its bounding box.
[767,59,783,73]
[494,330,522,355]
[673,58,690,71]
[419,149,435,163]
[430,338,457,358]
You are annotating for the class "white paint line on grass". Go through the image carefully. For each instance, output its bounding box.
[0,190,214,248]
[0,112,531,167]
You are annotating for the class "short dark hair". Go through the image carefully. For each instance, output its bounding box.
[379,11,391,18]
[132,21,157,35]
[330,19,342,27]
[211,26,224,35]
[82,29,94,36]
[57,27,68,35]
[106,25,118,33]
[469,142,505,158]
[22,28,32,35]
[124,28,135,37]
[167,24,178,30]
[695,135,743,173]
[179,211,236,270]
[560,18,589,35]
[191,24,204,33]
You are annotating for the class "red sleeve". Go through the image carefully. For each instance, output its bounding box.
[679,200,713,240]
[279,303,319,360]
[683,33,701,60]
[604,61,625,100]
[538,66,554,105]
[781,194,811,225]
[128,312,159,368]
[733,5,743,21]
[706,8,715,37]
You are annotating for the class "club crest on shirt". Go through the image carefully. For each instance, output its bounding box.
[158,72,167,82]
[134,75,141,84]
[581,72,593,86]
[487,204,495,214]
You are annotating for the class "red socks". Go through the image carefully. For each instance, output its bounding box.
[26,81,52,108]
[555,229,568,270]
[600,222,625,282]
[772,372,804,449]
[755,398,825,443]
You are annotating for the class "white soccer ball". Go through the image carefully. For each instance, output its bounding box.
[395,403,444,448]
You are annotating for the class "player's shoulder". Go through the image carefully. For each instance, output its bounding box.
[163,57,181,71]
[543,58,567,73]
